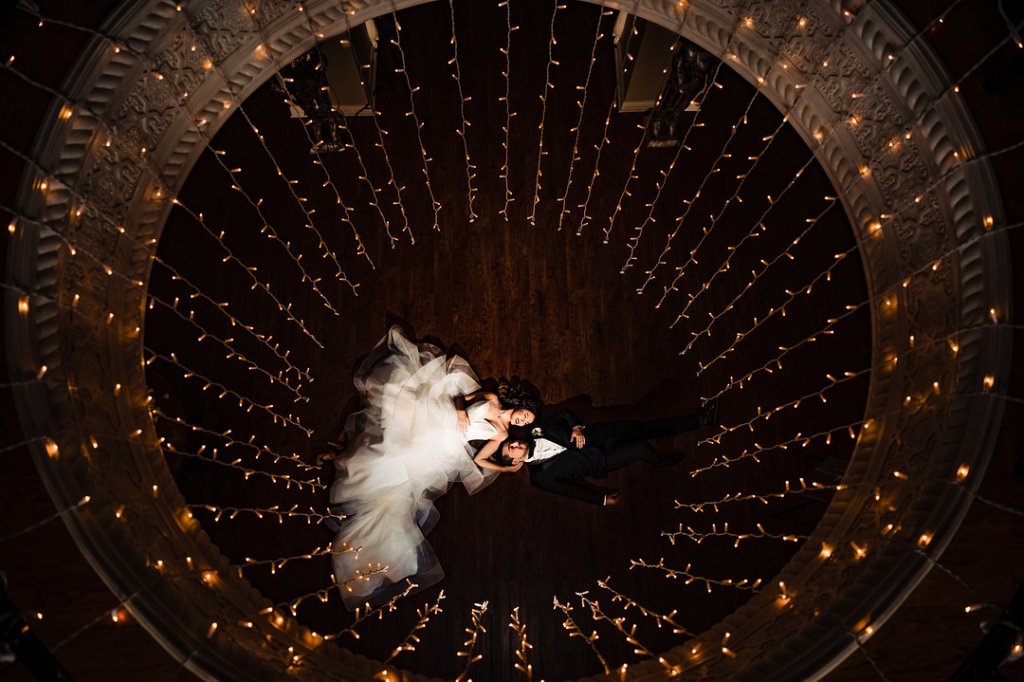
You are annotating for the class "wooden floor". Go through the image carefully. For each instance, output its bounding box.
[1,0,1022,681]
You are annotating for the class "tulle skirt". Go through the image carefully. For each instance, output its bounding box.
[329,326,495,609]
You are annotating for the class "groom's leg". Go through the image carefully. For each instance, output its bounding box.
[529,467,606,505]
[603,439,678,472]
[587,413,702,448]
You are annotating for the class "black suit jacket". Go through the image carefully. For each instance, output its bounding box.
[527,410,608,503]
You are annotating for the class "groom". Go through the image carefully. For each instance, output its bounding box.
[499,400,718,505]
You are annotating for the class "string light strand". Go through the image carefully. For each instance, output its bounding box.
[455,601,490,681]
[390,6,440,233]
[675,478,845,513]
[447,0,479,223]
[526,0,562,226]
[630,557,763,593]
[384,590,446,663]
[552,597,610,675]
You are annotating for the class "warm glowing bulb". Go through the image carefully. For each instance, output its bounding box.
[956,464,969,480]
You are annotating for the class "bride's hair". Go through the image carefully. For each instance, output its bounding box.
[497,378,541,416]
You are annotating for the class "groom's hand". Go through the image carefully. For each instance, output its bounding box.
[570,426,586,447]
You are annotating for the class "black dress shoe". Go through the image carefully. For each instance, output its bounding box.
[699,398,718,426]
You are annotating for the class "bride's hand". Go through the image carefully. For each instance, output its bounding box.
[456,409,469,433]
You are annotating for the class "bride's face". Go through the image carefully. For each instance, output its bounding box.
[510,408,535,427]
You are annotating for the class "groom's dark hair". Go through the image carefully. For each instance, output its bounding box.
[489,435,534,467]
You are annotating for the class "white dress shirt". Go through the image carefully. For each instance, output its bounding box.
[526,435,566,463]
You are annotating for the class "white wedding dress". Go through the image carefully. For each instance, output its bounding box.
[329,326,499,609]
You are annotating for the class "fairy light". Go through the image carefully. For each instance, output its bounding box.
[366,105,413,243]
[693,244,858,371]
[577,590,671,668]
[597,577,693,635]
[608,4,755,248]
[192,503,340,524]
[45,588,144,656]
[552,597,610,675]
[390,6,441,233]
[673,180,836,331]
[455,601,489,681]
[605,31,683,240]
[0,493,91,544]
[137,18,355,313]
[242,544,355,574]
[689,416,869,477]
[675,479,845,513]
[650,36,858,303]
[912,547,1001,618]
[0,133,158,263]
[623,64,760,271]
[152,255,312,382]
[167,200,326,348]
[384,590,445,663]
[651,115,794,303]
[298,40,398,248]
[703,300,867,402]
[232,105,354,289]
[700,367,870,446]
[576,0,642,235]
[153,408,314,472]
[261,572,348,618]
[324,579,417,641]
[662,521,806,548]
[631,557,763,593]
[509,605,535,680]
[164,443,323,491]
[199,146,348,314]
[145,350,312,435]
[447,0,478,223]
[237,8,376,264]
[526,0,562,226]
[146,293,306,400]
[556,4,606,231]
[498,0,515,220]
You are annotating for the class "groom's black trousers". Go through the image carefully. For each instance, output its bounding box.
[528,412,702,504]
[584,413,702,471]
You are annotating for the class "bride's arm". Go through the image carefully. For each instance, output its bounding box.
[474,437,522,473]
[454,391,496,432]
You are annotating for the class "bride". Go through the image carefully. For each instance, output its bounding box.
[327,326,539,608]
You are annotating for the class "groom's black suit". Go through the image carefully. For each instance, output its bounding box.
[527,409,705,505]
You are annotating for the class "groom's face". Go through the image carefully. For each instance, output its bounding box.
[503,440,529,463]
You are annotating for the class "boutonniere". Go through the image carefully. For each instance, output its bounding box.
[531,427,543,438]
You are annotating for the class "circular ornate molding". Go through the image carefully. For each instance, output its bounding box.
[4,0,1010,679]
